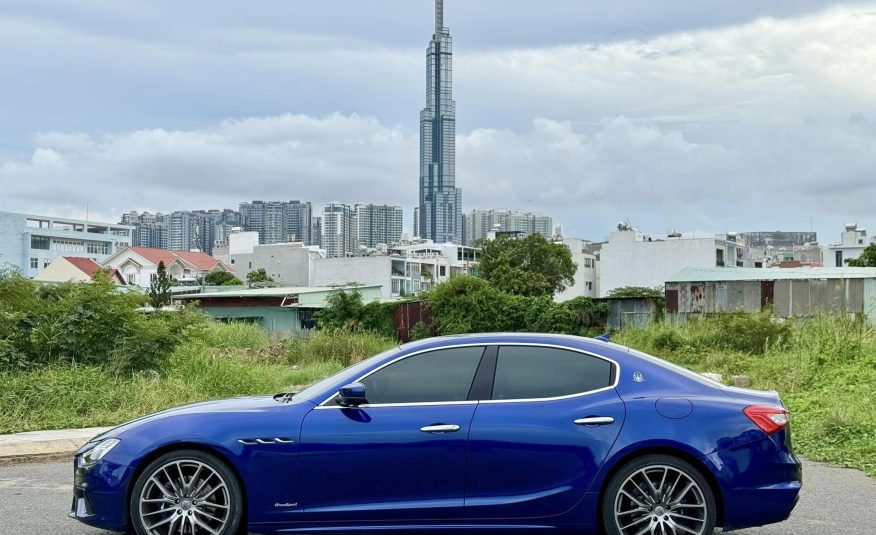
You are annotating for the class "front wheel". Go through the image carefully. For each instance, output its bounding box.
[129,449,243,535]
[602,454,716,535]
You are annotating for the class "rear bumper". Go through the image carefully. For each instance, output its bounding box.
[704,434,802,531]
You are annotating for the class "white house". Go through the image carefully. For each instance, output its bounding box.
[553,237,599,302]
[102,247,232,288]
[825,223,875,267]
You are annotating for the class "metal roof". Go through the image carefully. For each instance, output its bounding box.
[176,285,381,299]
[667,266,876,283]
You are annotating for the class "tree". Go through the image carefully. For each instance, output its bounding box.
[607,286,664,299]
[204,271,243,286]
[476,234,576,297]
[847,244,876,267]
[148,261,173,309]
[246,268,274,285]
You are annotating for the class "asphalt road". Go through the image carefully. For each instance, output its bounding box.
[0,459,873,534]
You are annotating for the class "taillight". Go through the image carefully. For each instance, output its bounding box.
[744,405,790,435]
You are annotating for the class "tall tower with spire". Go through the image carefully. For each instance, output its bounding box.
[419,0,461,244]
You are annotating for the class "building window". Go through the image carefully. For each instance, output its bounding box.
[30,258,38,269]
[586,281,593,291]
[127,273,136,285]
[86,242,110,255]
[30,236,50,250]
[151,273,158,283]
[835,251,843,267]
[439,266,446,277]
[248,262,252,269]
[230,258,235,264]
[44,260,51,268]
[52,239,85,253]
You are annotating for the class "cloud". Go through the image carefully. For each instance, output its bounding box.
[2,4,876,239]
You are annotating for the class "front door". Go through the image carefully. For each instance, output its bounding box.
[465,345,625,519]
[299,345,487,522]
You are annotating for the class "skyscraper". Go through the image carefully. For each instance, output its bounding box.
[419,0,462,245]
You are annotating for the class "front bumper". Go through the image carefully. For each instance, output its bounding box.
[70,455,135,533]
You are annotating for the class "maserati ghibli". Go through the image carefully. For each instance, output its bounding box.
[71,333,801,534]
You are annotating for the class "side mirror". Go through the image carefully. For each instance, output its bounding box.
[338,382,367,407]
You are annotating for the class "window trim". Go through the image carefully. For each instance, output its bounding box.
[314,342,619,409]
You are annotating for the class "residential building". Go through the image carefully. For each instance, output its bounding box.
[176,285,382,333]
[102,247,231,288]
[418,0,462,245]
[240,200,314,246]
[213,231,325,286]
[322,203,358,258]
[665,267,876,321]
[34,257,126,285]
[389,240,478,275]
[311,216,323,248]
[553,237,599,301]
[313,255,450,301]
[0,211,132,278]
[412,207,420,238]
[122,211,169,250]
[465,209,553,245]
[356,204,404,248]
[826,223,875,267]
[729,231,822,268]
[598,224,740,297]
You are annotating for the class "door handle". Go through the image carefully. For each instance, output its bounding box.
[420,424,461,433]
[574,416,615,426]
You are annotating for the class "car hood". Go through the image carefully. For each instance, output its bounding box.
[92,395,282,441]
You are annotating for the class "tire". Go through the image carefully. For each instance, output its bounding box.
[602,454,716,535]
[129,449,244,535]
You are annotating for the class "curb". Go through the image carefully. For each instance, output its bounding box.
[0,427,112,460]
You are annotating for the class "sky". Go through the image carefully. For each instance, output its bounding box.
[1,0,875,243]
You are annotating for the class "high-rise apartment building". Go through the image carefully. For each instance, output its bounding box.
[465,209,554,244]
[239,200,313,245]
[356,204,404,248]
[322,203,358,258]
[418,0,462,245]
[122,211,169,250]
[311,216,323,249]
[412,207,420,238]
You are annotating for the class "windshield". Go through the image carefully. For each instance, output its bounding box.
[290,346,401,403]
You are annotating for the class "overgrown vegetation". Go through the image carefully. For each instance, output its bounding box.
[614,313,876,477]
[203,271,244,286]
[847,243,876,267]
[426,276,607,335]
[315,288,399,338]
[0,323,395,434]
[0,268,203,373]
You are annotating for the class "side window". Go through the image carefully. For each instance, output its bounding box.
[360,346,486,405]
[492,346,613,401]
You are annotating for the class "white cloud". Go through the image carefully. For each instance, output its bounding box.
[2,4,876,238]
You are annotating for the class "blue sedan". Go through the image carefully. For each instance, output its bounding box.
[71,333,801,534]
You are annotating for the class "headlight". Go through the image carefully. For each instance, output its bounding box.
[80,438,120,465]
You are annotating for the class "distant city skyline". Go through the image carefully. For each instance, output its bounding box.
[1,1,875,243]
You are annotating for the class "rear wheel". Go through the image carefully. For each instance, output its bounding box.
[602,454,716,535]
[129,449,243,535]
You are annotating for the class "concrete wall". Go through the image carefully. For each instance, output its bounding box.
[313,257,393,300]
[600,230,731,297]
[198,306,302,333]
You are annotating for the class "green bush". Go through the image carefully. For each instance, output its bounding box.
[425,276,607,335]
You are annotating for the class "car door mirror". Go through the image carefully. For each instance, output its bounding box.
[338,382,367,407]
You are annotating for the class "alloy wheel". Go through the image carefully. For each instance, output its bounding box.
[137,459,231,535]
[613,464,708,535]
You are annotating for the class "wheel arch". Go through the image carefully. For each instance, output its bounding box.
[124,442,249,532]
[596,445,725,530]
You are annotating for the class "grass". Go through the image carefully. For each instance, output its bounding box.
[614,313,876,477]
[2,312,873,478]
[0,323,395,434]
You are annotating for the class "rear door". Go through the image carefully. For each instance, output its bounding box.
[464,345,625,519]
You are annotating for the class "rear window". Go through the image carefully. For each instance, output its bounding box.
[492,346,614,400]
